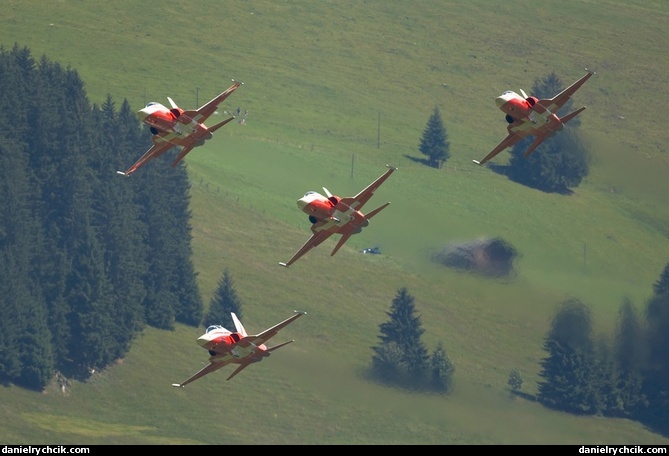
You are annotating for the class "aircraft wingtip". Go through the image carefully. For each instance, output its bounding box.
[116,171,128,176]
[279,262,289,268]
[472,160,482,166]
[171,383,184,388]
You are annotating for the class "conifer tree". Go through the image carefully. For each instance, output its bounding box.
[418,106,450,168]
[508,368,523,391]
[642,263,669,432]
[611,298,647,417]
[538,298,599,414]
[0,45,206,386]
[0,138,54,389]
[371,287,429,376]
[430,342,455,392]
[652,262,669,297]
[204,269,243,330]
[94,97,148,351]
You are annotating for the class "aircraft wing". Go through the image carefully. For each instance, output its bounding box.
[171,358,231,388]
[238,311,306,348]
[541,71,594,114]
[344,164,397,211]
[279,229,334,267]
[190,80,242,124]
[473,132,521,166]
[117,140,175,176]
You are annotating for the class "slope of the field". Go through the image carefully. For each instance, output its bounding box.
[1,0,668,445]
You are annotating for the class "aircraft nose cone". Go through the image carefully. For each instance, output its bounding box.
[136,109,149,121]
[196,334,213,347]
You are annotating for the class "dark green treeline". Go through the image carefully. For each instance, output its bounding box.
[0,44,203,390]
[537,262,669,435]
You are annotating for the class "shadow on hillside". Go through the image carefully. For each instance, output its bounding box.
[403,154,436,168]
[510,390,538,402]
[431,237,520,279]
[510,391,669,439]
[487,163,574,196]
[637,415,669,439]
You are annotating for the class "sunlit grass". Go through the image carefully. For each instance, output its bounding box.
[1,0,668,445]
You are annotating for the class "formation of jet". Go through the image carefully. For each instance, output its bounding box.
[279,164,397,268]
[172,311,306,387]
[473,71,594,166]
[128,70,591,386]
[117,80,242,176]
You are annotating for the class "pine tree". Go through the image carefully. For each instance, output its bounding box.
[0,46,207,387]
[139,164,180,330]
[0,137,54,389]
[94,97,148,352]
[430,342,455,392]
[138,154,202,329]
[609,298,648,417]
[418,106,450,168]
[204,269,243,330]
[508,368,523,391]
[652,262,669,297]
[371,287,430,382]
[642,264,669,432]
[538,298,599,414]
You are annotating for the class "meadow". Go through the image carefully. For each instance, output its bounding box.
[1,0,668,444]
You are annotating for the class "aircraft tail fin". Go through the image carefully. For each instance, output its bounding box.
[267,339,295,353]
[331,233,352,257]
[523,135,547,158]
[231,312,248,337]
[365,202,391,220]
[167,97,179,110]
[560,106,586,125]
[208,116,236,133]
[226,363,251,381]
[171,145,195,167]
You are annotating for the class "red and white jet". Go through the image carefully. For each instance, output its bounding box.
[172,310,306,387]
[117,80,242,176]
[473,70,594,166]
[279,164,396,268]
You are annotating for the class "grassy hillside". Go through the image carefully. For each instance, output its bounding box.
[1,0,669,445]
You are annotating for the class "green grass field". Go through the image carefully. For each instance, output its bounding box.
[1,0,669,445]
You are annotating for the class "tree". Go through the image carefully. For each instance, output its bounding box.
[94,97,148,353]
[371,287,430,387]
[506,72,590,193]
[652,262,669,297]
[430,342,455,392]
[369,341,404,380]
[374,287,429,372]
[641,263,669,432]
[610,298,647,417]
[538,298,599,414]
[418,106,450,168]
[508,368,523,391]
[203,269,243,330]
[0,45,206,388]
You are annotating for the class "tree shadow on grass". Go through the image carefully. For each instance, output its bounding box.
[486,163,574,196]
[404,154,435,168]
